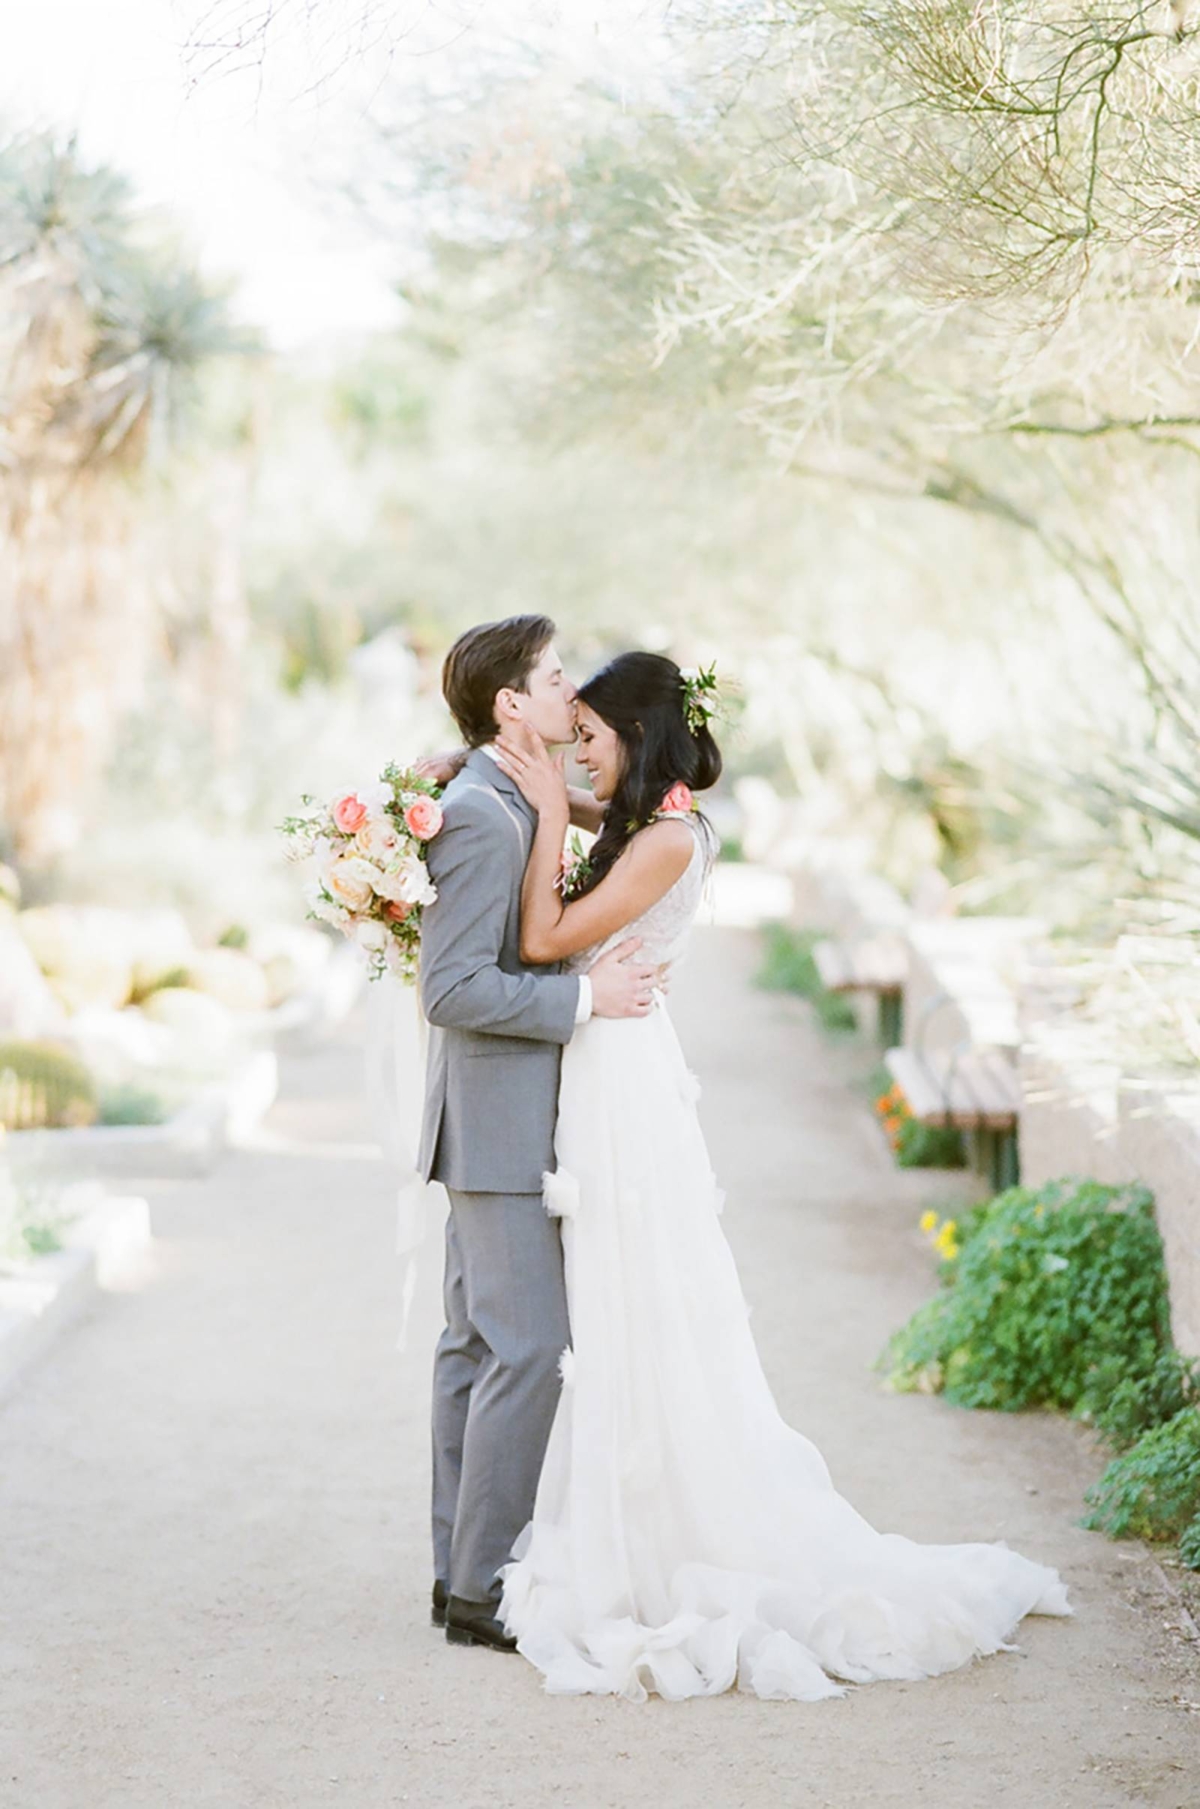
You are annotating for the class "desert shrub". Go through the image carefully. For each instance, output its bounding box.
[756,924,858,1033]
[0,1169,74,1262]
[98,1084,171,1126]
[0,1040,98,1130]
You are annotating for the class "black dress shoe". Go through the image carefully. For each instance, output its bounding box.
[445,1595,518,1653]
[431,1580,448,1628]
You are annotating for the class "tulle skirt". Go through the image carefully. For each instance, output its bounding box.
[498,1001,1072,1702]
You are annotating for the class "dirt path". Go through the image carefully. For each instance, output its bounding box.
[3,923,1198,1808]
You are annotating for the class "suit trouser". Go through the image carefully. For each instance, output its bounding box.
[431,1189,570,1605]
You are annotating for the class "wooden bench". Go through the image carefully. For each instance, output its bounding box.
[813,934,907,1045]
[885,1044,1021,1190]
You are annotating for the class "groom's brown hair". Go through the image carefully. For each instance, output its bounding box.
[442,614,557,746]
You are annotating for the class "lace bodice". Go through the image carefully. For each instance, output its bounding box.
[566,815,714,979]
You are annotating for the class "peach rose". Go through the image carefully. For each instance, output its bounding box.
[660,782,694,816]
[324,855,375,911]
[382,900,412,924]
[332,792,369,834]
[404,796,443,840]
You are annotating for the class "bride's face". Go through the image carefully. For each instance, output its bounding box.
[575,703,623,802]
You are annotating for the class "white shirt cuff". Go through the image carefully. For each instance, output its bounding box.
[574,976,593,1025]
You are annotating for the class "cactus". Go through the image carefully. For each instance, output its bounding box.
[0,1039,98,1131]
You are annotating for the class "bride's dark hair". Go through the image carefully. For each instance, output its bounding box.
[573,651,722,896]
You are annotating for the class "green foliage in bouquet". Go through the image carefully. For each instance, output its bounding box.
[1082,1408,1200,1553]
[755,925,858,1034]
[0,1040,98,1131]
[877,1178,1171,1413]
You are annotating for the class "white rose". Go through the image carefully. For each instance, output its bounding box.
[324,855,376,912]
[305,884,351,931]
[407,864,438,908]
[373,854,434,906]
[355,919,388,953]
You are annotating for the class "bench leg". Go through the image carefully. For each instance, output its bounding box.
[970,1128,1020,1194]
[878,990,903,1048]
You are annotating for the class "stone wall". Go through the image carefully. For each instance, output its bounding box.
[1020,1047,1200,1358]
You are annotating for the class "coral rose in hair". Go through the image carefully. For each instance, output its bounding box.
[660,782,695,816]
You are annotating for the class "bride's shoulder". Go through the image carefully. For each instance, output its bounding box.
[627,815,698,878]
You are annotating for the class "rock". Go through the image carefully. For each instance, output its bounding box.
[16,906,135,1012]
[0,918,66,1039]
[185,948,271,1014]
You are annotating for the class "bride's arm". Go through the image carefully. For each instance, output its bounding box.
[494,735,694,964]
[415,746,603,832]
[566,787,605,834]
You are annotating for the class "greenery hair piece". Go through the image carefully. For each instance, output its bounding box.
[679,663,725,736]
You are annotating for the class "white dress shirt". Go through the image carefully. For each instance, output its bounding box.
[480,741,592,1024]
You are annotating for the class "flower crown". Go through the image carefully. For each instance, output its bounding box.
[679,662,725,736]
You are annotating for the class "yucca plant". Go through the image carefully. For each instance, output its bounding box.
[0,130,252,869]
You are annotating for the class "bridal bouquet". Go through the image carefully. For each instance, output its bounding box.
[279,762,443,983]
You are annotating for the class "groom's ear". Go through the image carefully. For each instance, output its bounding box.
[493,686,523,728]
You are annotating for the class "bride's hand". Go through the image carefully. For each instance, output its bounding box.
[494,726,570,822]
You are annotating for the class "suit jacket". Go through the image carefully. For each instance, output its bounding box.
[416,747,581,1194]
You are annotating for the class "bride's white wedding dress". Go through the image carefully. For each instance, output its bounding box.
[498,817,1072,1702]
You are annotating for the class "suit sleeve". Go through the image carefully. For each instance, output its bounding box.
[419,790,581,1042]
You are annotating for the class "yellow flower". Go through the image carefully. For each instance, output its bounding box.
[919,1209,939,1234]
[1034,1204,1045,1219]
[933,1219,960,1259]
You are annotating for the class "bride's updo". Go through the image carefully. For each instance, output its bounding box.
[572,651,722,896]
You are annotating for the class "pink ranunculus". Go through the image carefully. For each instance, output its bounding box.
[404,796,444,841]
[660,782,695,816]
[332,792,369,834]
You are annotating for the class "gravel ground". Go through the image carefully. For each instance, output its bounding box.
[2,923,1198,1809]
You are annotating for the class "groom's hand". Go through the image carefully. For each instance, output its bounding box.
[589,938,659,1019]
[414,748,469,786]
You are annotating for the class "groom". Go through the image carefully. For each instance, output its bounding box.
[416,614,657,1652]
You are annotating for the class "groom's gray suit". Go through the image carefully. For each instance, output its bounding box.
[417,746,581,1606]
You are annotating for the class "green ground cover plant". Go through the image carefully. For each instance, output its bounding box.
[878,1179,1170,1413]
[880,1174,1200,1568]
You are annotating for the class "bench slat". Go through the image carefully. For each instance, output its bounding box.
[813,936,907,996]
[885,1047,1019,1131]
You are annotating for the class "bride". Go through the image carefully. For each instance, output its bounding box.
[489,650,1073,1703]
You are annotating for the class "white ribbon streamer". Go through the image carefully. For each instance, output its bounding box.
[363,973,443,1352]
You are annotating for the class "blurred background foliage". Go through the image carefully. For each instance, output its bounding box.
[2,2,1199,956]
